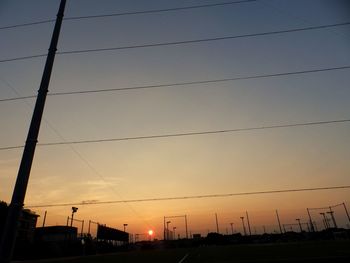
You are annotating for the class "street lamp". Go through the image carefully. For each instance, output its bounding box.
[173,227,177,240]
[70,207,78,227]
[230,223,234,234]
[123,223,128,232]
[166,221,171,240]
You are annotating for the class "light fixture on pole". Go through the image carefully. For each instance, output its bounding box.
[123,223,128,232]
[70,207,78,227]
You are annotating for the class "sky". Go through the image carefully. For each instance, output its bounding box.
[0,0,350,239]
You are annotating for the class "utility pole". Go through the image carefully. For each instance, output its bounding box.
[0,1,66,262]
[230,223,234,234]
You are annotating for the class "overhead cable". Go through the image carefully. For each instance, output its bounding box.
[25,185,350,208]
[1,22,349,63]
[1,65,349,103]
[1,118,349,151]
[0,0,257,30]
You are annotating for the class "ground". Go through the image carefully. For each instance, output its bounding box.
[18,240,350,263]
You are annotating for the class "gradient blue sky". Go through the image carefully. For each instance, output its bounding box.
[0,0,350,238]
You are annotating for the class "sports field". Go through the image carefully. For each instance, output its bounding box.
[20,240,350,263]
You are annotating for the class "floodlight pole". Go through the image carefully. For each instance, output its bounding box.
[307,208,315,232]
[296,219,303,232]
[343,203,350,224]
[327,208,337,228]
[246,211,252,236]
[185,215,188,239]
[88,220,91,235]
[275,210,283,234]
[320,213,329,229]
[0,1,66,262]
[166,221,171,240]
[215,213,219,233]
[163,217,166,240]
[240,217,247,236]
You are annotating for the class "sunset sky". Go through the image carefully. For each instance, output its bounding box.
[0,0,350,239]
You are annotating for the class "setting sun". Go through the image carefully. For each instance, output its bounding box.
[148,230,154,236]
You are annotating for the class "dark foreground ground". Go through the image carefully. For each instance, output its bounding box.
[17,240,350,263]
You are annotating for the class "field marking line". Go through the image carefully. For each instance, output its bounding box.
[178,253,189,263]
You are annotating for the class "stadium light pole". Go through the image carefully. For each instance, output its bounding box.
[320,213,329,229]
[275,210,283,234]
[240,217,247,236]
[306,208,315,232]
[0,2,66,262]
[296,219,303,232]
[246,211,252,236]
[215,213,219,234]
[185,215,188,239]
[343,203,350,223]
[123,224,128,232]
[166,221,171,240]
[326,211,337,228]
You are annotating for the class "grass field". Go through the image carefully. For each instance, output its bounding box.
[20,240,350,263]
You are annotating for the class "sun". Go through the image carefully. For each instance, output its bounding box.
[148,230,154,236]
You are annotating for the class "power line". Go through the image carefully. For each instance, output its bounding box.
[0,19,55,30]
[308,203,344,211]
[0,54,47,64]
[24,185,350,208]
[1,22,349,63]
[0,77,152,229]
[65,0,258,21]
[0,0,257,31]
[1,65,349,103]
[1,118,349,151]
